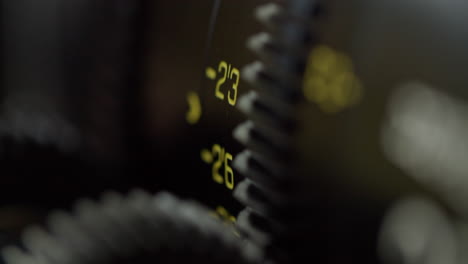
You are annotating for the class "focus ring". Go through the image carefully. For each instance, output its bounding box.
[2,190,263,264]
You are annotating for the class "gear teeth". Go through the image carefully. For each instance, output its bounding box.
[3,191,263,264]
[237,209,295,253]
[247,32,276,56]
[233,150,283,188]
[233,179,286,216]
[48,211,98,264]
[2,247,38,264]
[238,149,288,183]
[0,110,81,153]
[247,32,308,70]
[237,208,274,247]
[237,91,295,131]
[22,226,68,264]
[241,62,273,91]
[242,62,299,102]
[72,198,117,258]
[255,3,286,29]
[247,32,285,64]
[235,0,321,262]
[233,121,290,160]
[234,119,290,148]
[238,208,318,259]
[99,193,144,257]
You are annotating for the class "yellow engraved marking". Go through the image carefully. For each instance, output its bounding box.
[186,91,202,124]
[206,67,216,80]
[224,152,234,190]
[216,206,237,224]
[208,61,240,106]
[215,61,228,100]
[303,45,363,113]
[212,144,224,184]
[228,68,240,106]
[200,149,213,164]
[202,144,236,189]
[216,206,229,218]
[215,206,239,236]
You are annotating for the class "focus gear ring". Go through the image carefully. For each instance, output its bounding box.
[2,190,263,264]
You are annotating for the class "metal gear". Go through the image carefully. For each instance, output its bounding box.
[2,190,263,264]
[233,1,321,263]
[1,0,137,158]
[0,0,140,212]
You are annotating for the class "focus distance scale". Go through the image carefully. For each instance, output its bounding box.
[1,0,468,264]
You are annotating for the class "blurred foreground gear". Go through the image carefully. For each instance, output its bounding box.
[378,196,468,264]
[1,190,263,264]
[1,0,139,158]
[0,0,142,209]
